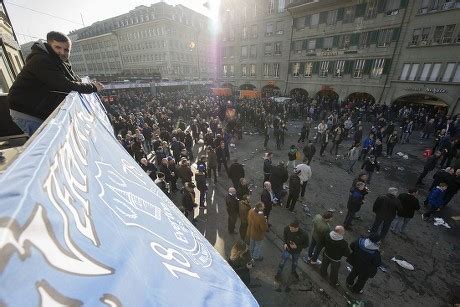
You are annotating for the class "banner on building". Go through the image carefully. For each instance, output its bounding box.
[0,92,257,306]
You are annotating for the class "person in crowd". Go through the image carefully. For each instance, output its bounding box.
[286,169,301,212]
[298,117,312,143]
[228,159,245,190]
[329,125,344,156]
[261,181,275,225]
[346,143,361,174]
[391,188,420,234]
[140,158,157,181]
[315,120,327,144]
[444,169,460,206]
[319,129,331,157]
[386,131,399,157]
[269,162,289,204]
[346,233,382,294]
[369,187,402,240]
[195,164,207,208]
[167,157,178,192]
[206,146,218,184]
[154,172,169,197]
[228,240,253,286]
[429,167,454,191]
[237,178,251,200]
[302,140,316,165]
[422,182,448,221]
[320,226,350,287]
[344,181,367,230]
[416,151,441,186]
[353,126,364,148]
[440,139,459,168]
[239,195,252,240]
[226,187,240,234]
[247,202,268,261]
[216,141,229,176]
[263,152,273,183]
[8,31,104,135]
[304,211,333,265]
[182,182,197,225]
[176,158,193,188]
[401,120,414,143]
[359,133,375,161]
[361,155,380,184]
[274,220,309,282]
[287,145,299,169]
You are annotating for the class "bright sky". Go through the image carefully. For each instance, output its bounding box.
[5,0,217,45]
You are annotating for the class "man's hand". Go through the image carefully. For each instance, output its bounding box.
[283,243,288,250]
[92,81,104,91]
[289,242,297,250]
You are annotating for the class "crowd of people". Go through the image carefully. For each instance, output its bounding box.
[105,86,459,296]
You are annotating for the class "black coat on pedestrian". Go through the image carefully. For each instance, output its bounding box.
[323,233,350,261]
[8,41,97,120]
[372,193,402,221]
[261,189,274,214]
[236,184,251,199]
[424,154,439,171]
[347,238,381,278]
[303,144,316,159]
[269,165,289,191]
[228,162,245,182]
[182,190,196,212]
[226,194,240,215]
[216,146,228,162]
[263,158,272,174]
[288,174,301,194]
[283,226,309,254]
[430,169,454,191]
[396,193,420,218]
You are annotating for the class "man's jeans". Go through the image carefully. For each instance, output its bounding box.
[391,216,411,233]
[277,250,300,274]
[10,110,44,136]
[250,239,263,260]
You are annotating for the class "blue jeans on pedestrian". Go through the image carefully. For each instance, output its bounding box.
[10,110,44,136]
[250,239,263,260]
[277,250,300,274]
[307,238,323,262]
[391,216,411,233]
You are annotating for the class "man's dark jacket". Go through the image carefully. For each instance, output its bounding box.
[228,162,245,182]
[225,194,239,215]
[8,41,97,120]
[372,193,402,221]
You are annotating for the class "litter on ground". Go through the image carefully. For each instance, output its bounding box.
[434,218,451,228]
[391,257,415,270]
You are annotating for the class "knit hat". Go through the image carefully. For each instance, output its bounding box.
[368,233,381,244]
[198,164,206,172]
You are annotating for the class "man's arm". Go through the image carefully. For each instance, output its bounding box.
[29,55,98,94]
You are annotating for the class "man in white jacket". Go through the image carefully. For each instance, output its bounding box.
[295,162,312,199]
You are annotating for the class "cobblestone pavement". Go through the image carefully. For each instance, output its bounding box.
[170,120,459,307]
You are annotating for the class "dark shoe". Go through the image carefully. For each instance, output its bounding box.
[254,257,264,262]
[274,272,282,282]
[292,271,300,280]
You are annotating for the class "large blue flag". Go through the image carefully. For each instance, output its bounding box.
[0,92,258,306]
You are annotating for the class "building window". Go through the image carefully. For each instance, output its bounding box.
[264,43,273,55]
[338,35,351,49]
[268,0,275,14]
[418,0,430,13]
[385,0,400,15]
[353,59,365,78]
[377,29,393,47]
[250,45,257,58]
[310,13,319,26]
[250,64,256,76]
[251,25,258,38]
[421,28,431,45]
[359,32,370,48]
[278,0,285,13]
[274,42,282,55]
[304,62,313,77]
[320,61,329,77]
[410,28,421,46]
[442,24,456,44]
[263,63,270,76]
[343,6,355,23]
[266,23,274,36]
[241,46,248,58]
[294,40,303,53]
[400,63,411,80]
[442,63,456,82]
[371,58,385,78]
[229,28,235,41]
[323,37,333,50]
[334,60,345,77]
[223,65,228,77]
[242,26,248,39]
[365,0,378,19]
[276,21,284,34]
[307,39,316,51]
[420,63,432,81]
[408,63,419,81]
[429,63,441,81]
[453,65,460,82]
[293,62,300,77]
[274,63,280,77]
[241,64,247,77]
[230,65,234,76]
[327,10,338,25]
[295,16,305,30]
[433,26,444,44]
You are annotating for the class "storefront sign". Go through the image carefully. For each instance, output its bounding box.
[405,87,448,94]
[319,51,338,57]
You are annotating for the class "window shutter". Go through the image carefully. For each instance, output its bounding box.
[377,0,386,13]
[319,11,328,24]
[305,15,311,27]
[392,28,401,41]
[400,0,408,8]
[383,58,392,74]
[363,59,373,74]
[312,62,319,74]
[302,39,307,49]
[316,37,324,49]
[337,8,344,21]
[344,60,353,74]
[328,61,335,73]
[333,35,339,48]
[300,62,305,73]
[356,3,366,17]
[370,31,378,44]
[350,33,360,46]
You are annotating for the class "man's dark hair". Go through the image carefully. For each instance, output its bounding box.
[46,31,70,43]
[408,187,418,194]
